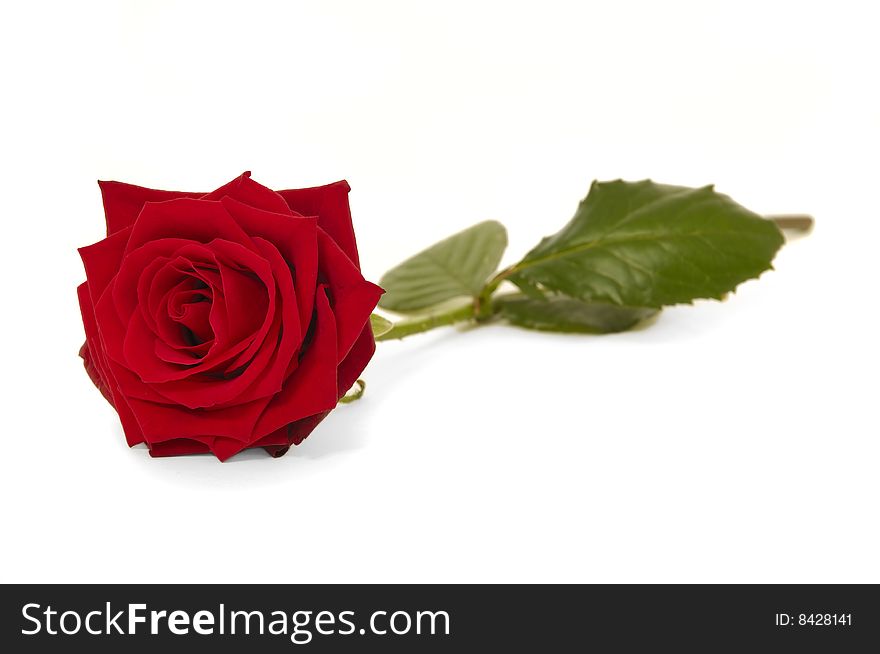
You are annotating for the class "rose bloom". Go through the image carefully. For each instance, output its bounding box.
[77,172,382,461]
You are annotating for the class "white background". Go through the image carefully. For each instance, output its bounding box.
[1,0,878,583]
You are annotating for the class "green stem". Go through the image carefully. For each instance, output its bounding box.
[475,266,514,320]
[376,303,477,341]
[767,214,814,232]
[338,379,366,404]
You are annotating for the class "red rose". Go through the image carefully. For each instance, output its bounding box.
[77,172,382,461]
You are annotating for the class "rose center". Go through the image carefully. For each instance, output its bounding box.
[168,281,214,346]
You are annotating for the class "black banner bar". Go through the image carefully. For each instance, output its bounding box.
[1,584,877,651]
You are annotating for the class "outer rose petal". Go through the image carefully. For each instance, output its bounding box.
[252,286,339,436]
[80,342,112,403]
[264,413,327,458]
[210,437,254,462]
[277,181,361,268]
[78,284,112,404]
[100,172,291,237]
[252,427,292,448]
[129,394,272,443]
[112,388,148,448]
[202,171,293,216]
[148,438,211,457]
[264,320,377,457]
[337,323,378,397]
[99,180,202,236]
[78,227,132,302]
[77,282,146,447]
[99,175,357,257]
[317,229,384,361]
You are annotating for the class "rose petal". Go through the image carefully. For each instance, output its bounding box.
[154,338,210,365]
[99,180,201,236]
[317,229,383,361]
[78,283,146,447]
[202,171,294,216]
[78,227,132,301]
[211,242,273,354]
[104,352,173,405]
[253,285,339,436]
[113,237,193,322]
[93,276,131,366]
[264,412,328,457]
[125,198,255,254]
[220,196,318,332]
[225,237,301,400]
[140,317,282,409]
[153,287,215,362]
[336,323,377,398]
[147,438,212,457]
[136,245,226,357]
[209,437,248,462]
[252,427,290,448]
[172,295,213,343]
[113,389,148,448]
[277,180,361,267]
[80,341,112,403]
[266,321,378,456]
[77,283,112,403]
[128,394,272,443]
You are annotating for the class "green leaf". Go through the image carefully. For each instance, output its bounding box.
[379,220,508,312]
[509,275,545,300]
[507,180,785,308]
[495,294,658,334]
[369,313,394,338]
